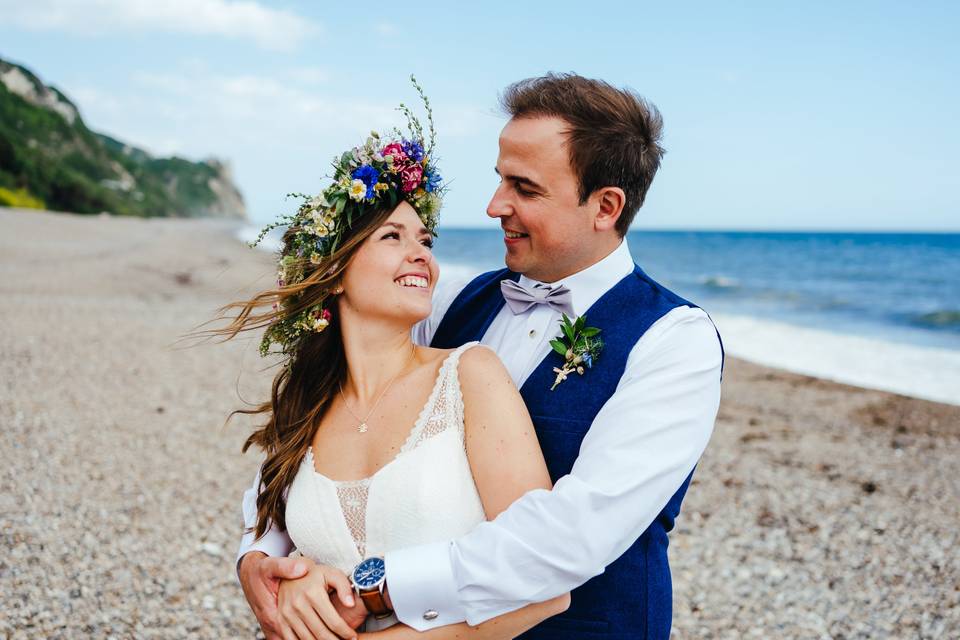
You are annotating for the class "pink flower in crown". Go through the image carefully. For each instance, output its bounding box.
[381,142,408,164]
[400,164,423,193]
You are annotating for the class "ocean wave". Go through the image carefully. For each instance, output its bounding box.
[911,310,960,330]
[698,275,740,290]
[711,312,960,405]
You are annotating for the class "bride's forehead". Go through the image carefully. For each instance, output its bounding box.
[385,206,426,232]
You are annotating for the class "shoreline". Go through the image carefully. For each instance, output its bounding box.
[710,312,960,406]
[3,208,957,638]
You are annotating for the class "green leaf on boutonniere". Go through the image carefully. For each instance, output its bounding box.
[549,339,568,357]
[561,315,576,342]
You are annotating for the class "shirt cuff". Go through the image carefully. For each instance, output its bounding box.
[385,541,466,631]
[235,526,295,584]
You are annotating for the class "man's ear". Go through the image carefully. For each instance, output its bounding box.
[593,187,626,232]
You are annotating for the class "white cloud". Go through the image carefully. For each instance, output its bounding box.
[717,69,740,84]
[0,0,319,52]
[70,66,412,162]
[128,69,403,139]
[438,105,503,138]
[281,67,330,86]
[374,22,399,36]
[64,64,493,222]
[67,85,123,117]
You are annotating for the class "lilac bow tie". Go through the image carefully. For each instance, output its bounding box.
[500,279,576,317]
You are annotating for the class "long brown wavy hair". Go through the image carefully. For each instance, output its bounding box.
[193,202,397,540]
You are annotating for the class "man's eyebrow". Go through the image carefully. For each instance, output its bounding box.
[381,221,430,235]
[494,167,544,191]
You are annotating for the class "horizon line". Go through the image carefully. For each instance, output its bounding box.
[430,225,960,235]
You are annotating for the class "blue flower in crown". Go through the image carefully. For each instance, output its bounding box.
[351,165,380,199]
[402,140,425,162]
[424,169,442,193]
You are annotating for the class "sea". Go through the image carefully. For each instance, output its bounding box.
[236,226,960,406]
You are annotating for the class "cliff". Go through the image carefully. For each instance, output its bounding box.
[0,57,247,219]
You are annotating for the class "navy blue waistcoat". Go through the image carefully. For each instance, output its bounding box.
[430,265,723,640]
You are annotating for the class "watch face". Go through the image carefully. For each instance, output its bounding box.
[353,557,385,589]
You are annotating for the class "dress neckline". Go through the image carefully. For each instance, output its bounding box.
[305,341,476,486]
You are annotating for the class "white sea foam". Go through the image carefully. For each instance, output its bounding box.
[711,313,960,406]
[436,262,484,287]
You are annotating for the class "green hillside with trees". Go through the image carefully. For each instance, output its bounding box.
[0,57,246,218]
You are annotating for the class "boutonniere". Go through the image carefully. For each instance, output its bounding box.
[549,313,603,391]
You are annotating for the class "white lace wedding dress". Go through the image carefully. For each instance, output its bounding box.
[285,341,488,631]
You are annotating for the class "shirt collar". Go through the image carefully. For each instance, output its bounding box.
[517,241,635,317]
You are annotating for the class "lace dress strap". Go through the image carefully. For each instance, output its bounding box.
[402,341,482,452]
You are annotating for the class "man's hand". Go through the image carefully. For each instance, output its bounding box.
[333,589,369,631]
[277,561,362,640]
[239,552,309,640]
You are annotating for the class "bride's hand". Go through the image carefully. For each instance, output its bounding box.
[277,558,361,640]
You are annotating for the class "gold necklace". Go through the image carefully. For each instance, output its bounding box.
[339,345,416,433]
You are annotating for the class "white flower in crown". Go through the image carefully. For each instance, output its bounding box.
[349,179,367,202]
[307,193,329,210]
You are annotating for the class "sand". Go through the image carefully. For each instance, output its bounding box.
[1,208,957,639]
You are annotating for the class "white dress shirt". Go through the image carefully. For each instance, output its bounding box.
[236,241,723,632]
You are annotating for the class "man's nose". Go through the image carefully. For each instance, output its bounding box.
[486,183,511,219]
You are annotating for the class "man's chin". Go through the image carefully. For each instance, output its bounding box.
[504,251,526,274]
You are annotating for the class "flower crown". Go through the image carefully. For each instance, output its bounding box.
[248,76,444,359]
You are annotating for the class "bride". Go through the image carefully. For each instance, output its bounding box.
[214,96,568,639]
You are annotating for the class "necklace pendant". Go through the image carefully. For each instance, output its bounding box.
[358,422,368,433]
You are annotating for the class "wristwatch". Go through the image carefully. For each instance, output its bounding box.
[351,556,392,619]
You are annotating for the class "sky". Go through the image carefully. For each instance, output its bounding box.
[1,1,958,231]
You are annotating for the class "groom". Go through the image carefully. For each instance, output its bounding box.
[237,73,723,639]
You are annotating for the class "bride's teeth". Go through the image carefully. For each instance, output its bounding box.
[396,276,428,288]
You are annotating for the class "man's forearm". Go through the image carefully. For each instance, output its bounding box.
[238,551,266,584]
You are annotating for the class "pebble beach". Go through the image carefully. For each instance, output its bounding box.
[2,208,957,639]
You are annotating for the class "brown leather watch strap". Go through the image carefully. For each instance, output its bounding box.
[359,588,392,619]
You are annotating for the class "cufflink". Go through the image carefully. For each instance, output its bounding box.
[422,610,439,621]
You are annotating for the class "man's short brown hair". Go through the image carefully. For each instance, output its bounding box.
[500,73,665,237]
